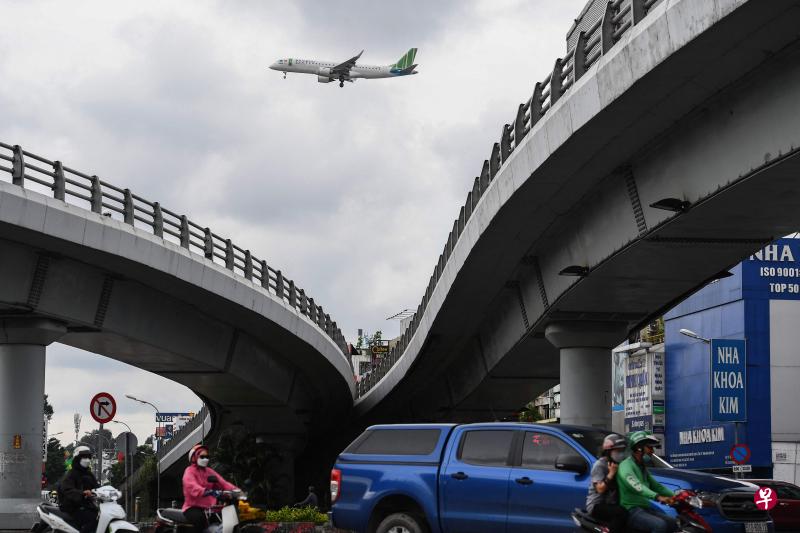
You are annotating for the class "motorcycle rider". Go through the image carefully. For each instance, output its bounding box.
[182,444,240,533]
[585,434,629,533]
[57,445,100,533]
[618,431,677,533]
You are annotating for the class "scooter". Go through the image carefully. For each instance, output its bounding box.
[572,489,713,532]
[155,489,247,533]
[32,485,138,533]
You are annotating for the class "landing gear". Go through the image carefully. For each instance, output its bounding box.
[283,72,286,79]
[339,75,345,88]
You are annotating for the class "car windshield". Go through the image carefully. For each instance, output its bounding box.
[564,428,673,468]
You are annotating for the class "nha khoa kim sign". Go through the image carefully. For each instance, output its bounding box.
[710,339,746,422]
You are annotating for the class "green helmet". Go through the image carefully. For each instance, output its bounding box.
[627,430,660,450]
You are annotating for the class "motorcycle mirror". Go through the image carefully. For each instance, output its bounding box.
[207,475,219,483]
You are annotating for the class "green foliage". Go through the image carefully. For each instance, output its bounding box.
[109,443,155,488]
[263,506,327,524]
[43,395,54,421]
[213,427,291,507]
[355,330,383,350]
[44,438,66,489]
[79,428,114,450]
[518,401,542,423]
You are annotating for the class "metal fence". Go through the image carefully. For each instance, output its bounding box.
[155,405,210,461]
[355,0,666,398]
[0,143,349,357]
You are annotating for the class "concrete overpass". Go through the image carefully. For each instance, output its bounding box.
[0,148,355,526]
[353,0,800,431]
[4,0,800,525]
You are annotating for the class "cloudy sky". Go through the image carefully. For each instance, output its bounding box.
[0,0,584,446]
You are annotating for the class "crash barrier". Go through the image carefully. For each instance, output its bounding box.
[355,0,667,397]
[0,144,349,357]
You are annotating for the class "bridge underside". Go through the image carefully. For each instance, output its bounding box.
[355,0,800,430]
[0,195,354,513]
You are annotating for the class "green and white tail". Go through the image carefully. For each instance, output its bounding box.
[392,48,418,70]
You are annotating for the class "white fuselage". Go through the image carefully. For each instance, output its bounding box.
[269,58,414,80]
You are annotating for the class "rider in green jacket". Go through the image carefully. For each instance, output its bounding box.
[617,431,677,533]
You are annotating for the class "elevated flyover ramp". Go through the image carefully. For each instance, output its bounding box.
[0,146,354,524]
[354,0,800,429]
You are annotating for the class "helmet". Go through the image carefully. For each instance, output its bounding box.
[628,430,660,450]
[602,434,627,452]
[187,444,208,464]
[73,445,93,458]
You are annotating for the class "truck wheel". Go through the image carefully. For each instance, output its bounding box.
[376,512,424,533]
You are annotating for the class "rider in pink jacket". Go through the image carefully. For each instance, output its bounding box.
[182,444,239,532]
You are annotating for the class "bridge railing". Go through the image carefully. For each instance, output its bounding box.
[155,404,209,461]
[356,0,666,398]
[0,142,349,358]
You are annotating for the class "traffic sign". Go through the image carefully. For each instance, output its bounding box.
[89,392,116,424]
[730,443,751,465]
[732,464,753,473]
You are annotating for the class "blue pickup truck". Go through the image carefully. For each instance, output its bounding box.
[330,423,773,533]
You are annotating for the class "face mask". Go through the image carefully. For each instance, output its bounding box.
[642,453,653,465]
[79,458,91,468]
[610,451,626,463]
[197,457,210,467]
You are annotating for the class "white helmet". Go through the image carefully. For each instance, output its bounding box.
[74,445,92,458]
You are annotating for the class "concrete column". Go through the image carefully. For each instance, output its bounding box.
[0,319,66,529]
[545,321,627,429]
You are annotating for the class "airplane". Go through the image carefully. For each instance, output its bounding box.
[269,48,418,87]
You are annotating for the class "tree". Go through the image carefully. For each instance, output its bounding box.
[79,428,114,451]
[43,395,54,421]
[518,401,542,423]
[44,438,66,489]
[213,427,291,508]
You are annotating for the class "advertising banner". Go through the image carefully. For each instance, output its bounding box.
[743,240,800,299]
[624,349,666,445]
[710,339,747,422]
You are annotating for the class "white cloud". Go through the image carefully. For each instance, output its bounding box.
[1,0,586,444]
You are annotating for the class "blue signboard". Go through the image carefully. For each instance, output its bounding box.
[743,240,800,300]
[710,339,747,422]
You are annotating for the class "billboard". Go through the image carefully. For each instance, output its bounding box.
[624,350,665,441]
[710,339,747,422]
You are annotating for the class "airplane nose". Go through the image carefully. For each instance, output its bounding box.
[268,63,277,70]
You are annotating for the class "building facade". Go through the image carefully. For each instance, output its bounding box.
[661,238,800,483]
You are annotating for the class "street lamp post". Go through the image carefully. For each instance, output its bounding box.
[111,420,134,516]
[126,394,161,509]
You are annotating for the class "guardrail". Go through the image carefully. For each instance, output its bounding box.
[355,0,666,398]
[156,405,210,461]
[0,143,349,357]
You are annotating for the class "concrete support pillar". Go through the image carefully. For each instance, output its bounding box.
[0,319,66,529]
[545,321,627,429]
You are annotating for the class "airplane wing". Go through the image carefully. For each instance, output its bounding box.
[330,50,363,77]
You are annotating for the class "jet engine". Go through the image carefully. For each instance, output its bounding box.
[317,66,333,83]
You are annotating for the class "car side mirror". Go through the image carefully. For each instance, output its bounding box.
[555,454,587,474]
[207,475,219,483]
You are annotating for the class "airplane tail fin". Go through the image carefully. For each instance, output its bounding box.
[392,48,418,69]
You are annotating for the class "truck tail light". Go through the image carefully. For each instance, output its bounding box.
[330,468,342,503]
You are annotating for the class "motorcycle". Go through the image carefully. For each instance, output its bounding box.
[572,489,713,532]
[31,485,138,533]
[155,489,247,533]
